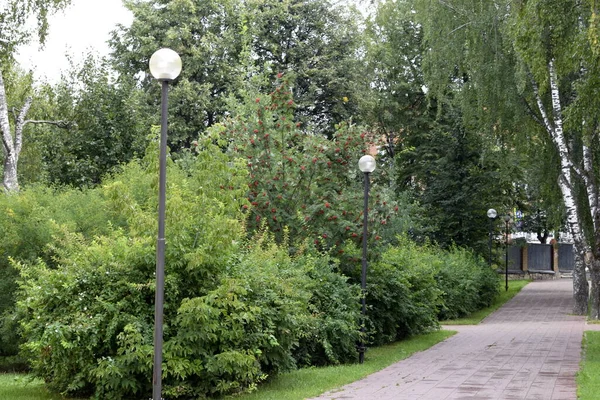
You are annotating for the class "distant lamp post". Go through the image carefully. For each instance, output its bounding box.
[503,214,512,292]
[149,48,182,400]
[358,154,376,364]
[487,209,497,267]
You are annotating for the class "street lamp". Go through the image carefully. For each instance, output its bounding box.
[487,209,497,267]
[358,154,376,364]
[503,214,512,292]
[149,48,182,400]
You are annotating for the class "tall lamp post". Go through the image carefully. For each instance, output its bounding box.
[149,48,182,400]
[487,209,497,267]
[358,155,376,364]
[503,214,512,292]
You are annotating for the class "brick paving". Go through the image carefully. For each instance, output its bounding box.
[309,279,590,400]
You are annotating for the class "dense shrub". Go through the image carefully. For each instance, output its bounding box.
[435,246,500,320]
[16,137,360,399]
[9,126,498,398]
[366,239,442,345]
[292,252,360,366]
[0,185,112,358]
[365,238,500,344]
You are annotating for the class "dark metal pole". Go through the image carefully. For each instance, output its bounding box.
[488,218,493,267]
[359,171,370,364]
[153,80,169,400]
[505,219,509,292]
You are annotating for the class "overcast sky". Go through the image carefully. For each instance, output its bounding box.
[15,0,133,82]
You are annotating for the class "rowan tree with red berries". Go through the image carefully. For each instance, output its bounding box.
[220,76,403,257]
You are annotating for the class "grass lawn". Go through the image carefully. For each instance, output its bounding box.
[0,374,67,400]
[223,330,455,400]
[578,331,600,399]
[441,279,531,325]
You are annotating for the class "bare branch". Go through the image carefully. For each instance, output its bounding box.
[23,120,78,129]
[520,96,543,127]
[529,73,554,136]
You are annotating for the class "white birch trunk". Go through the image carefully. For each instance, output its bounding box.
[583,138,600,318]
[532,60,589,314]
[0,69,32,193]
[583,144,598,227]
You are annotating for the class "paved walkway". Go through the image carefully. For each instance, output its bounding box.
[309,279,594,400]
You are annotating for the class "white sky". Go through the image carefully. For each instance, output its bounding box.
[15,0,133,83]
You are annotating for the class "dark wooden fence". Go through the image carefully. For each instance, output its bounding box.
[502,243,574,275]
[507,245,522,271]
[558,244,574,272]
[527,244,553,272]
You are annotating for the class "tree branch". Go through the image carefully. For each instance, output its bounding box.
[0,69,14,157]
[520,96,543,127]
[14,97,32,157]
[23,119,78,129]
[529,72,554,136]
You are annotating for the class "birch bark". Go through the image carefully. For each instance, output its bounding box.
[585,141,600,319]
[532,60,589,314]
[0,69,32,192]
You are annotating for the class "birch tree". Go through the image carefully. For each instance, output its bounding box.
[410,0,600,315]
[0,0,72,192]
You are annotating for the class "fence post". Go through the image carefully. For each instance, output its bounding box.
[553,244,559,275]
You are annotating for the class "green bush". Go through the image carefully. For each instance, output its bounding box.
[161,239,312,398]
[367,239,442,345]
[292,252,361,366]
[0,185,112,358]
[16,137,361,399]
[435,246,500,320]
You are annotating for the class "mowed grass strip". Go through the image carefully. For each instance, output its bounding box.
[578,331,600,399]
[0,373,65,400]
[441,279,530,325]
[225,330,454,400]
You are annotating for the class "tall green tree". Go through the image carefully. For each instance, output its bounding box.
[362,0,428,160]
[409,0,600,315]
[30,55,149,187]
[244,0,366,136]
[364,0,514,254]
[110,0,248,150]
[396,106,514,253]
[109,0,366,149]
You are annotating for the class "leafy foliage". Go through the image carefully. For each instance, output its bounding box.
[435,247,500,321]
[0,184,112,357]
[14,137,363,398]
[223,78,409,254]
[110,0,246,149]
[244,0,365,136]
[367,237,499,343]
[0,0,72,60]
[109,0,365,149]
[367,238,441,345]
[23,55,149,187]
[396,107,513,253]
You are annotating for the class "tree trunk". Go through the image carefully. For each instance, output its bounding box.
[573,242,590,315]
[0,69,19,192]
[531,61,589,314]
[590,258,600,319]
[0,69,33,193]
[2,154,18,192]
